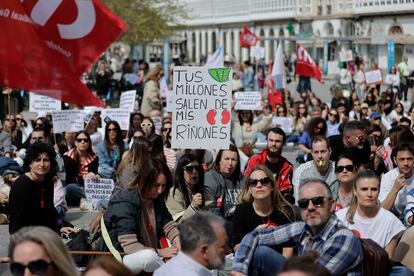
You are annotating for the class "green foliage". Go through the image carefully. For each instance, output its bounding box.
[101,0,187,44]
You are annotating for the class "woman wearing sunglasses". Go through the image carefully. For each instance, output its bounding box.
[97,121,126,179]
[4,114,22,149]
[233,165,294,252]
[140,117,156,138]
[329,153,359,211]
[9,226,79,276]
[63,131,99,209]
[166,154,210,223]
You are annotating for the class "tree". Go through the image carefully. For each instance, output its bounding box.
[101,0,187,44]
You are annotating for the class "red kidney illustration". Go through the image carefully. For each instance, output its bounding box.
[207,109,217,125]
[221,109,230,124]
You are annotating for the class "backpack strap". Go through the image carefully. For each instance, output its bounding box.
[100,216,123,263]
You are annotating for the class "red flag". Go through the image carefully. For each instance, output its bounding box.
[0,1,127,106]
[267,63,282,110]
[240,26,260,48]
[295,43,323,83]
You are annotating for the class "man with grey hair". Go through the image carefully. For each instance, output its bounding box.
[154,212,228,276]
[230,179,363,276]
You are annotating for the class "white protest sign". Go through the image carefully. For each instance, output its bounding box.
[52,110,84,133]
[101,108,130,131]
[250,46,265,59]
[234,92,262,110]
[119,90,137,112]
[165,90,174,112]
[365,69,383,85]
[371,23,386,45]
[84,178,114,211]
[339,50,353,62]
[271,117,293,134]
[29,92,61,113]
[172,67,232,150]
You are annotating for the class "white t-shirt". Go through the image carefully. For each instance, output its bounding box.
[379,168,414,213]
[336,207,405,248]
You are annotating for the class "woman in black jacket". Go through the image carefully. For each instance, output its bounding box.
[97,158,180,274]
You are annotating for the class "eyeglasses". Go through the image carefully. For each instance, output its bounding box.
[335,164,355,173]
[6,118,15,122]
[183,165,200,173]
[329,113,338,117]
[107,128,117,132]
[16,118,22,121]
[298,196,329,209]
[76,138,89,143]
[10,259,51,276]
[141,123,153,128]
[248,177,272,187]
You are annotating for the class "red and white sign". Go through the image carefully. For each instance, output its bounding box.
[240,26,260,49]
[295,43,323,83]
[0,1,127,106]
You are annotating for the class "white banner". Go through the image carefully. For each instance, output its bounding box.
[29,92,61,113]
[234,92,262,110]
[365,69,383,85]
[371,24,387,45]
[271,117,293,134]
[119,90,136,112]
[52,110,84,133]
[171,66,232,150]
[84,178,115,211]
[101,108,130,131]
[250,45,265,59]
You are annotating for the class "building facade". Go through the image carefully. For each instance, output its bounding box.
[175,0,414,74]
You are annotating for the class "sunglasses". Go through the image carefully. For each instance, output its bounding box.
[16,118,22,121]
[248,177,272,187]
[335,164,355,173]
[183,165,200,173]
[141,123,153,128]
[76,138,89,143]
[10,259,51,276]
[6,118,15,122]
[298,196,328,209]
[329,113,338,117]
[107,128,117,132]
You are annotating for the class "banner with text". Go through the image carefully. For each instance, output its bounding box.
[119,90,137,112]
[84,178,114,211]
[235,92,262,110]
[365,69,383,85]
[29,92,61,113]
[172,67,232,150]
[101,108,130,131]
[52,110,84,133]
[272,117,293,134]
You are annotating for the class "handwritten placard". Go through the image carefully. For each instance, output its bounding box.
[365,69,383,85]
[101,108,130,131]
[171,67,232,150]
[235,92,262,110]
[84,178,114,211]
[29,92,61,113]
[271,117,293,134]
[119,90,137,112]
[250,46,265,59]
[52,110,84,133]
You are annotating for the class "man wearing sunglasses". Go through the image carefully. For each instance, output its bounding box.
[230,179,363,276]
[329,121,371,169]
[292,136,336,203]
[243,127,294,204]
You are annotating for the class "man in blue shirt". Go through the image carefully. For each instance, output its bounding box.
[230,179,363,276]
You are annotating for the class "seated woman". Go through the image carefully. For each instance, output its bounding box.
[97,121,126,179]
[96,158,180,274]
[233,165,294,253]
[63,131,99,208]
[166,153,210,222]
[9,142,60,233]
[336,170,410,274]
[297,117,327,163]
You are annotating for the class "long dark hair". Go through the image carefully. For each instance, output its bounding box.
[104,121,125,162]
[148,134,166,162]
[117,136,151,175]
[173,153,205,208]
[72,131,95,168]
[212,144,241,182]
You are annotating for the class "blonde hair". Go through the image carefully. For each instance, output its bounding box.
[9,226,79,276]
[239,165,294,221]
[145,64,163,82]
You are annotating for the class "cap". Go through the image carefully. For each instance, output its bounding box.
[361,103,368,109]
[370,112,381,119]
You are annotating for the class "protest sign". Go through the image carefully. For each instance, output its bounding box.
[234,92,262,110]
[171,67,232,150]
[84,178,114,211]
[365,69,383,85]
[29,92,61,113]
[250,46,265,59]
[272,117,293,134]
[119,90,137,112]
[101,108,130,131]
[339,50,353,62]
[52,110,84,133]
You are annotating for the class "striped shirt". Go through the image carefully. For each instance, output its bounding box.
[232,216,363,275]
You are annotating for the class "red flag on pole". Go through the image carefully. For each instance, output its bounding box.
[0,1,127,106]
[240,26,260,48]
[295,43,323,83]
[267,63,282,111]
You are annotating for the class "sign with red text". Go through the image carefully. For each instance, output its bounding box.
[171,67,232,150]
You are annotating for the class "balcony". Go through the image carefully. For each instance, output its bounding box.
[354,0,414,14]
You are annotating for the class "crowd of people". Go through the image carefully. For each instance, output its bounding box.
[0,54,414,276]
